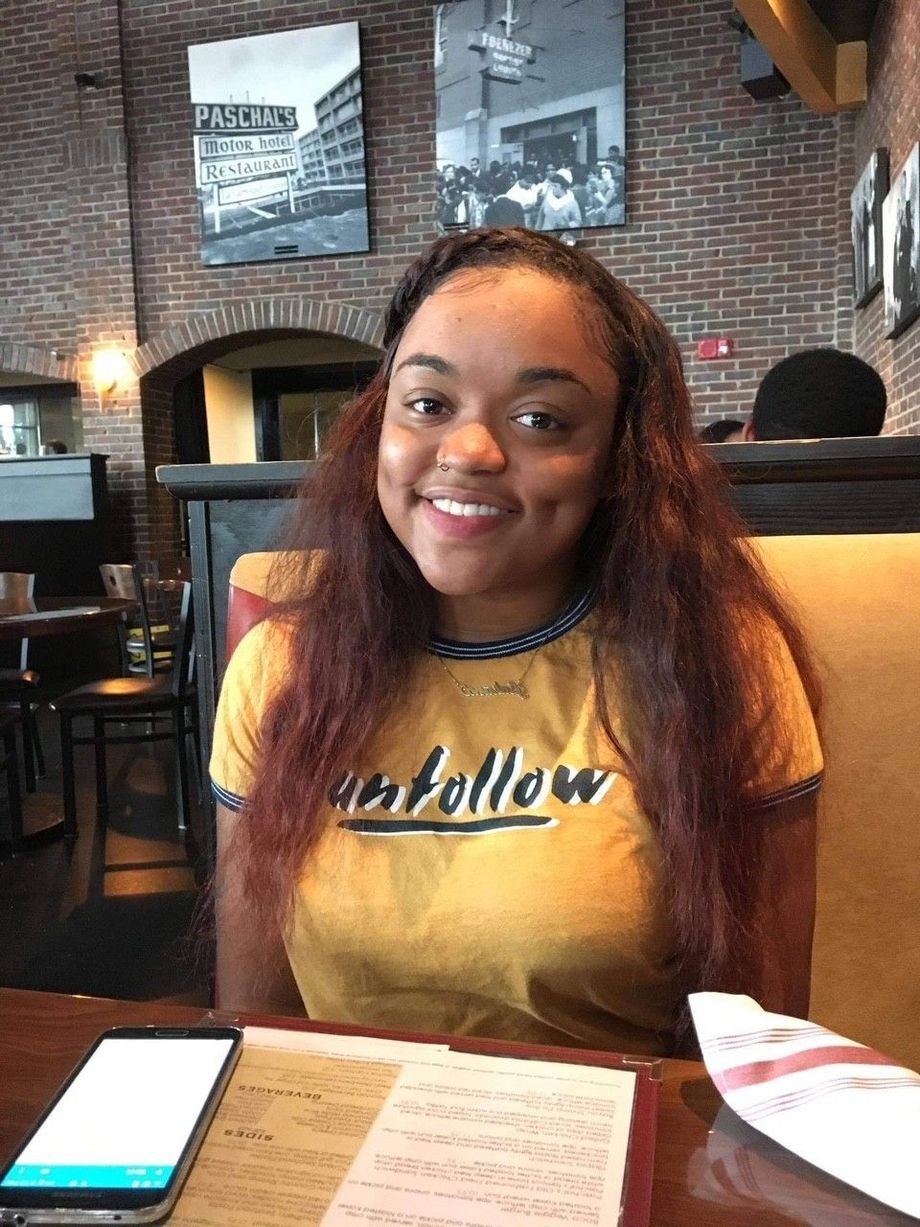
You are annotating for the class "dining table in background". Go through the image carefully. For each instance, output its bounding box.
[0,988,913,1226]
[0,597,136,642]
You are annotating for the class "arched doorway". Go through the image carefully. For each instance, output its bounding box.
[137,298,385,561]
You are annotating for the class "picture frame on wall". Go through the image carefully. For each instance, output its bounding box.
[433,0,626,235]
[851,148,888,308]
[187,22,369,266]
[882,143,920,339]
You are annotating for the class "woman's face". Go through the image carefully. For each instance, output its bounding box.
[550,180,566,198]
[600,165,613,183]
[377,268,620,601]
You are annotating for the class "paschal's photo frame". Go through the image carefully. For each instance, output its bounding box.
[882,143,920,339]
[433,0,626,235]
[187,22,370,266]
[851,147,888,308]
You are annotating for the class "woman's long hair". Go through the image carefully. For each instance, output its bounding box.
[235,228,820,1034]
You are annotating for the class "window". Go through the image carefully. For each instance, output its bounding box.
[434,4,448,68]
[252,362,380,462]
[0,399,40,457]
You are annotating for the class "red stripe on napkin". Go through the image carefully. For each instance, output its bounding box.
[716,1044,898,1092]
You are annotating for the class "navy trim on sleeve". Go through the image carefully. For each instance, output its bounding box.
[211,778,247,812]
[750,769,824,811]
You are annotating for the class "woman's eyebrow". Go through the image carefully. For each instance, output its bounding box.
[517,366,591,392]
[393,355,591,394]
[394,352,455,376]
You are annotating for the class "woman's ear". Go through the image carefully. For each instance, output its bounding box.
[741,418,756,442]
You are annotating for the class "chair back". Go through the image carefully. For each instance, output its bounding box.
[0,572,34,607]
[0,572,36,672]
[170,581,195,702]
[226,551,313,661]
[99,563,139,603]
[99,563,156,677]
[223,540,920,1068]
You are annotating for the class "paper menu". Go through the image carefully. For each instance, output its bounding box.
[169,1028,640,1227]
[322,1052,637,1227]
[168,1047,401,1226]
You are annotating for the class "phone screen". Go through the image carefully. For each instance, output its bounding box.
[1,1035,236,1193]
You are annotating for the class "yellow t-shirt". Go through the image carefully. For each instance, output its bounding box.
[210,592,823,1054]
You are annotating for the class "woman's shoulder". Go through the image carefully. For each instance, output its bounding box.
[221,615,296,710]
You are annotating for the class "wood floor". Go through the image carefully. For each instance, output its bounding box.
[0,709,210,1006]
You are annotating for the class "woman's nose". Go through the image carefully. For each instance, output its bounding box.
[439,421,507,473]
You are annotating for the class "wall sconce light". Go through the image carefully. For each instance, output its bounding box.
[92,349,133,399]
[74,72,101,91]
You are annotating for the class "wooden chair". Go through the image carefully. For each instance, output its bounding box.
[0,571,45,792]
[51,582,197,838]
[99,563,176,677]
[222,538,920,1070]
[0,712,24,856]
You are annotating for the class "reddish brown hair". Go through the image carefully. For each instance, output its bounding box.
[234,228,819,1037]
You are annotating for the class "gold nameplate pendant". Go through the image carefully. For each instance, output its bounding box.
[455,680,529,699]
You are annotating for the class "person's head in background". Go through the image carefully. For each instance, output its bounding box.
[743,348,887,441]
[698,419,745,444]
[42,439,68,454]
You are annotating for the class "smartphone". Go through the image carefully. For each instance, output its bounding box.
[0,1024,243,1225]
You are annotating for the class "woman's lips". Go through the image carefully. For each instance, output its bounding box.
[420,496,515,538]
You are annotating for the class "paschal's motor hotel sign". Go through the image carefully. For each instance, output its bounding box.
[193,104,299,189]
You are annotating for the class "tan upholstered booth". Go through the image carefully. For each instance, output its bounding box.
[752,534,920,1071]
[226,535,920,1068]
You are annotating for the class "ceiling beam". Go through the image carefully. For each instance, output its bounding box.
[734,0,867,113]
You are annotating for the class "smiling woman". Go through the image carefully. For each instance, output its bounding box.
[209,228,823,1055]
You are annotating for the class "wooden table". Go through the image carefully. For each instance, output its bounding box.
[0,989,911,1226]
[0,597,135,641]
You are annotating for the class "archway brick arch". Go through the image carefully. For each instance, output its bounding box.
[135,296,386,570]
[0,339,78,383]
[135,297,385,378]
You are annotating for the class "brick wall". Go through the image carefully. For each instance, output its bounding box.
[2,0,916,555]
[853,0,920,435]
[124,0,852,437]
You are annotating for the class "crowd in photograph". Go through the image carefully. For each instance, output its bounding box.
[436,148,626,231]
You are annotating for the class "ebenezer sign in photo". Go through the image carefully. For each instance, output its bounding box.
[188,24,370,266]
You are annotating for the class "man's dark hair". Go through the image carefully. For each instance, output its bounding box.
[752,348,887,440]
[698,419,744,443]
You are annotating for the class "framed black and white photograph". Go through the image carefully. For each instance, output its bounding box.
[188,23,369,266]
[851,147,888,307]
[433,0,626,234]
[882,143,920,339]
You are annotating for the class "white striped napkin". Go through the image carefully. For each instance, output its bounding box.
[689,993,920,1220]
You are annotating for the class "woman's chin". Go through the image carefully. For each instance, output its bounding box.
[421,573,495,599]
[416,561,503,600]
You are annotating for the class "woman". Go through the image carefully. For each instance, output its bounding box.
[588,163,622,226]
[535,170,583,231]
[211,228,822,1055]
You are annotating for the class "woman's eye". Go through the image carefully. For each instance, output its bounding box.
[407,397,446,416]
[513,410,562,431]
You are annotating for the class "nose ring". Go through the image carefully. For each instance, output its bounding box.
[438,462,450,472]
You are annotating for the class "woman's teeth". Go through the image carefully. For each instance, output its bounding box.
[430,498,506,518]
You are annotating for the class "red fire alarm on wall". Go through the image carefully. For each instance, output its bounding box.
[697,337,735,359]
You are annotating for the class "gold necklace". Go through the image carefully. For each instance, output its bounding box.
[432,592,584,699]
[436,645,545,700]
